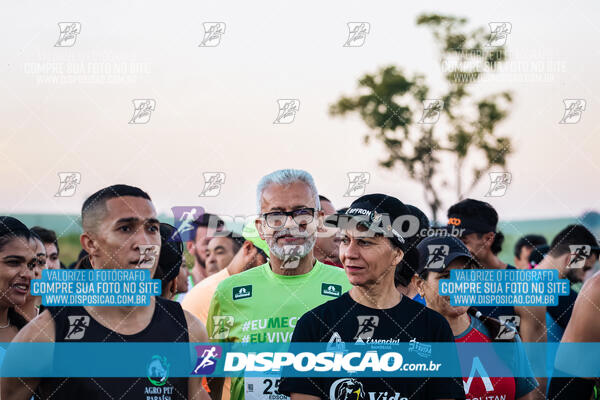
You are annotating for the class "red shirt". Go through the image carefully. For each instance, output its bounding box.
[455,316,516,400]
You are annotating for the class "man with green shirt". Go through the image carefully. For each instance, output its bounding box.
[207,169,351,400]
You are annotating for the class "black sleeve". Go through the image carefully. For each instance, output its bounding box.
[426,312,466,400]
[547,376,595,400]
[278,311,326,398]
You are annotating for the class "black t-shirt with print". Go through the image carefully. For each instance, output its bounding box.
[278,292,465,400]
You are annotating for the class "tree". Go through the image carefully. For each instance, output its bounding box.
[330,14,513,222]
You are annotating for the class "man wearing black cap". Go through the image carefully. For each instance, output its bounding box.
[447,199,547,399]
[279,194,465,400]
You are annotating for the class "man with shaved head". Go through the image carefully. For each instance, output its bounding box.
[2,184,211,400]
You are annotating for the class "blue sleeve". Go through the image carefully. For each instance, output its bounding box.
[512,333,539,398]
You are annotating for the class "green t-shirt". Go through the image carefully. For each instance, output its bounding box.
[207,260,351,400]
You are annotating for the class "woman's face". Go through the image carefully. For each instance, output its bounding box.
[0,236,38,307]
[417,258,470,318]
[339,225,403,288]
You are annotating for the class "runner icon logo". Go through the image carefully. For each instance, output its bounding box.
[322,283,342,298]
[55,172,81,197]
[425,245,449,269]
[129,99,156,124]
[496,315,520,340]
[65,315,90,340]
[192,345,222,375]
[273,99,300,124]
[344,172,370,197]
[199,172,226,197]
[486,22,512,47]
[559,99,586,124]
[353,316,379,340]
[485,172,512,197]
[418,99,444,124]
[199,22,226,47]
[233,285,253,300]
[55,22,81,47]
[567,245,591,269]
[211,315,234,339]
[343,23,370,47]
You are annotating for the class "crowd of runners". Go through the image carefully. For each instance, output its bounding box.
[0,168,598,400]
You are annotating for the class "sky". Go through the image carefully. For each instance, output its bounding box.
[1,0,599,222]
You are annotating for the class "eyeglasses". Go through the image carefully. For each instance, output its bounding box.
[262,208,316,229]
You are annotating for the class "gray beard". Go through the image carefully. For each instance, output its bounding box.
[267,232,316,268]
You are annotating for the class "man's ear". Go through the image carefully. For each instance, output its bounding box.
[186,240,194,254]
[316,210,325,232]
[81,232,98,257]
[255,218,266,240]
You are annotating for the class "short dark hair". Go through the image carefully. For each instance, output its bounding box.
[81,184,151,231]
[514,234,547,258]
[30,226,60,255]
[209,232,244,255]
[549,224,598,257]
[318,195,332,203]
[188,213,225,242]
[0,216,36,252]
[447,199,498,232]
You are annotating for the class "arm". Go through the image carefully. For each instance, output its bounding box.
[514,305,546,400]
[183,310,211,400]
[1,310,55,400]
[205,289,225,400]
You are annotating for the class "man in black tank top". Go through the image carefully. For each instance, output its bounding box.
[2,185,211,400]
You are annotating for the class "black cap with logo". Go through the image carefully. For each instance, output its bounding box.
[416,235,476,275]
[325,193,410,248]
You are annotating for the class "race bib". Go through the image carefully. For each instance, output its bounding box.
[245,372,288,400]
